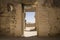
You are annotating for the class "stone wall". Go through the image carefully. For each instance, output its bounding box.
[0,0,23,37]
[15,4,23,37]
[48,8,60,36]
[36,0,60,37]
[0,0,60,37]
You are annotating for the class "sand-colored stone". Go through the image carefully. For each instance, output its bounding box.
[0,0,60,37]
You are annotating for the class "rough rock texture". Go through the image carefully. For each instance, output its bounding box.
[0,0,23,37]
[36,0,60,36]
[0,0,60,37]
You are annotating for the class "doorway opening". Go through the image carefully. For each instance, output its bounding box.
[23,12,37,37]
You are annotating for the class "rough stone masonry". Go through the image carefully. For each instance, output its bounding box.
[0,0,60,37]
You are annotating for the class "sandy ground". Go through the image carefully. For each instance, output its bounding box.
[23,27,37,37]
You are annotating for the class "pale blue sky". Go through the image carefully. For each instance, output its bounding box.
[25,12,35,23]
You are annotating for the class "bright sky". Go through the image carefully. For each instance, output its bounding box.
[25,12,35,23]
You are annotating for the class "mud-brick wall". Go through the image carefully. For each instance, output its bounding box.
[36,0,60,37]
[0,0,23,37]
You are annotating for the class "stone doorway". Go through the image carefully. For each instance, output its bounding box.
[23,12,37,37]
[21,3,38,37]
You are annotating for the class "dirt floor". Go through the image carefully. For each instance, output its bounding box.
[0,37,60,40]
[0,27,60,40]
